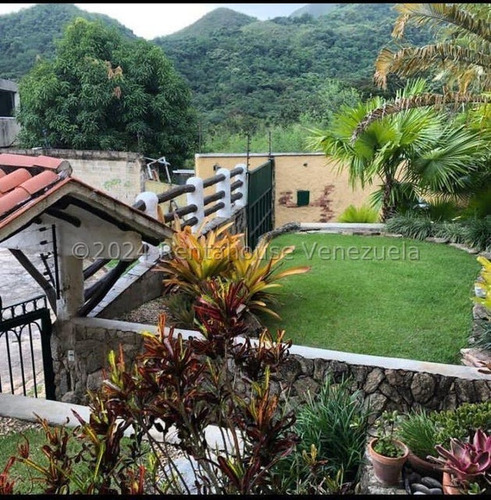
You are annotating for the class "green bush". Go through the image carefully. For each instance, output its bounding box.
[431,401,491,448]
[385,213,435,240]
[161,292,195,328]
[434,221,467,243]
[397,410,439,460]
[425,200,462,222]
[274,376,371,493]
[474,322,491,351]
[338,204,379,223]
[463,216,491,252]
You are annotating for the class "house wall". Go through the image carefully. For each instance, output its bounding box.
[0,79,20,148]
[5,148,145,205]
[195,153,375,228]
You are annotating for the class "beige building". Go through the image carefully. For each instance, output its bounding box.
[195,152,376,228]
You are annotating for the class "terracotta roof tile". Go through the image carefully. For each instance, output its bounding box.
[0,187,31,215]
[0,169,32,194]
[20,170,59,195]
[0,154,64,170]
[0,154,65,218]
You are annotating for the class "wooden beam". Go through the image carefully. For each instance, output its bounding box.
[78,260,134,317]
[9,249,57,313]
[83,258,111,280]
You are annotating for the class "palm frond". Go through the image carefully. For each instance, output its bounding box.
[375,44,491,90]
[393,4,491,43]
[351,93,490,143]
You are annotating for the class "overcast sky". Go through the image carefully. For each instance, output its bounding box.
[0,3,307,39]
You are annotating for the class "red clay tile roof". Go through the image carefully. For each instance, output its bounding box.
[0,152,174,244]
[0,154,67,218]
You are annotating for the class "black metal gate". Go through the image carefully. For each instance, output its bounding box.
[0,295,55,400]
[247,158,274,249]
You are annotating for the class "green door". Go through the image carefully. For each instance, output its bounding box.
[247,159,274,248]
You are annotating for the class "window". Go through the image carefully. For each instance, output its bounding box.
[0,90,15,117]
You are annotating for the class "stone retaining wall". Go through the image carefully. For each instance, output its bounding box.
[67,318,491,417]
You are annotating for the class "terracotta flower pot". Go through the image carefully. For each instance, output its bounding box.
[368,438,409,486]
[442,471,461,495]
[407,451,443,477]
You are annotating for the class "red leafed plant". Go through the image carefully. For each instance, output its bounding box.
[0,457,15,494]
[434,428,491,494]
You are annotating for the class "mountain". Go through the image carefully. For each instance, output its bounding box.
[154,3,432,130]
[166,8,256,39]
[289,4,342,18]
[0,3,433,134]
[0,3,136,81]
[222,4,307,20]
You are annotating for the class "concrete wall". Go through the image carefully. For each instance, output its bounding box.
[5,148,145,205]
[66,317,491,417]
[195,153,375,228]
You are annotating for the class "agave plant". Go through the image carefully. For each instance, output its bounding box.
[434,428,491,481]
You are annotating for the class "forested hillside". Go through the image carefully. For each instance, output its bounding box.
[154,3,432,131]
[0,3,135,80]
[0,3,433,150]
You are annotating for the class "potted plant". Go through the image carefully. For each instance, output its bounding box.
[368,410,409,486]
[433,428,491,495]
[397,409,443,477]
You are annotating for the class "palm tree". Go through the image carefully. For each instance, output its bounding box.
[375,3,490,93]
[311,80,487,221]
[354,3,490,137]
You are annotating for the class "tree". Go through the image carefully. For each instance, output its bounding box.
[17,18,198,165]
[354,3,490,136]
[311,80,488,221]
[375,3,490,93]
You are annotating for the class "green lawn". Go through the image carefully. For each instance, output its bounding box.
[263,233,480,364]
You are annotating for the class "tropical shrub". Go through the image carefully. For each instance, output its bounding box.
[434,221,467,244]
[385,213,435,240]
[430,401,491,449]
[157,221,310,325]
[386,214,491,251]
[161,291,196,329]
[464,217,491,253]
[3,313,299,494]
[337,204,379,223]
[475,256,491,312]
[157,220,242,298]
[434,428,491,494]
[273,376,370,493]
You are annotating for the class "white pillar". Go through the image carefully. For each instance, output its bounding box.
[186,177,204,233]
[234,163,248,209]
[135,191,159,219]
[216,167,231,218]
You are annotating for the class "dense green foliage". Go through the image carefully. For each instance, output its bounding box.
[16,18,198,163]
[0,4,135,81]
[275,376,371,492]
[312,79,489,220]
[152,4,432,134]
[0,3,435,154]
[386,213,491,252]
[264,232,479,364]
